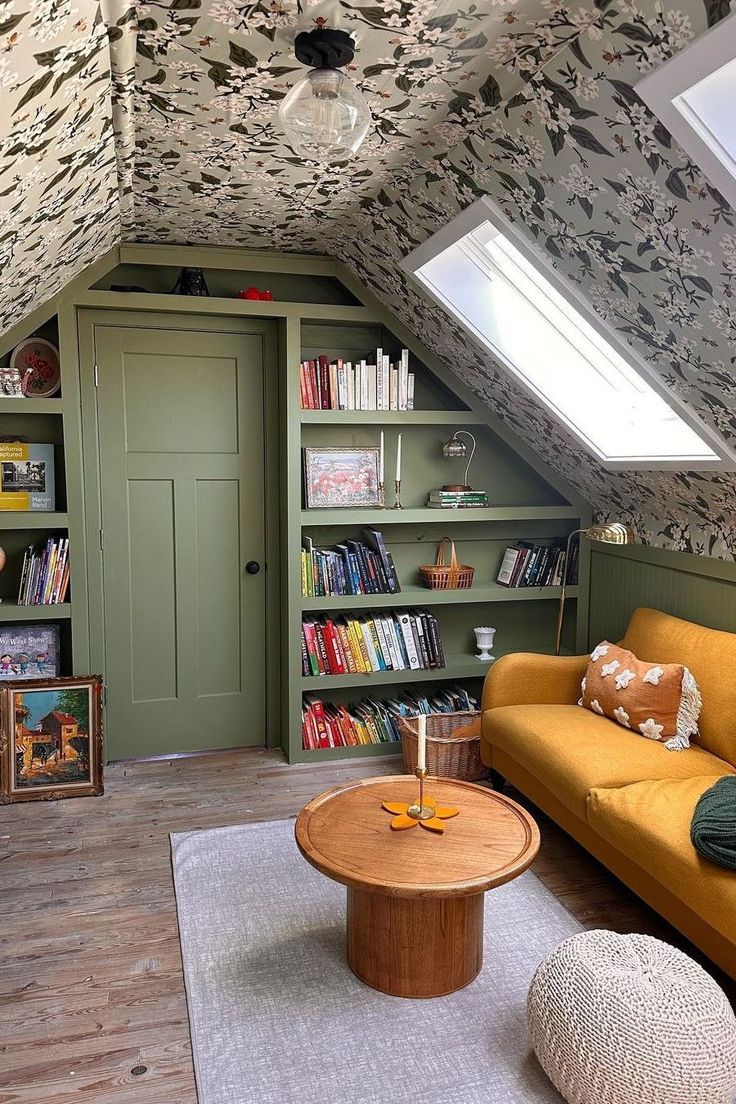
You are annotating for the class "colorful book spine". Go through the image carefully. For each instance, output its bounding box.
[301,685,480,750]
[299,351,413,410]
[17,537,70,605]
[300,610,444,679]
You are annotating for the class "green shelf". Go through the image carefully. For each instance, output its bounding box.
[301,584,577,611]
[301,653,491,691]
[0,512,68,530]
[301,506,580,527]
[300,646,572,691]
[299,410,483,425]
[298,741,403,762]
[0,603,71,621]
[0,398,66,415]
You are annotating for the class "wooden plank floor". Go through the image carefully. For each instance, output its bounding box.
[0,748,730,1102]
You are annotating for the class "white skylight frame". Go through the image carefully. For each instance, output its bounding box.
[637,14,736,217]
[400,197,736,470]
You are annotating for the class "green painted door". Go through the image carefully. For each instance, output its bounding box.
[92,321,273,759]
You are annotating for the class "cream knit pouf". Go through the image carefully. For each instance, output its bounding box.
[527,930,736,1104]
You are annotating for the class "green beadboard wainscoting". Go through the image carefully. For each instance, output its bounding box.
[588,542,736,647]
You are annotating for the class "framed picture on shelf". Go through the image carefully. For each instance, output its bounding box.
[0,675,103,803]
[0,442,55,511]
[303,446,383,509]
[0,624,59,680]
[10,337,61,398]
[0,365,24,398]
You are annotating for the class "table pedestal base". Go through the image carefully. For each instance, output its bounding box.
[346,887,484,998]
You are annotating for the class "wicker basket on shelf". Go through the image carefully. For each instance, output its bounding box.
[419,538,474,590]
[399,711,486,781]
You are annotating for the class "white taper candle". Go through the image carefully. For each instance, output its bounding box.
[395,433,402,481]
[416,713,426,771]
[379,431,384,483]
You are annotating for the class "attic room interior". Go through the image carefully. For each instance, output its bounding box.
[4,0,736,1100]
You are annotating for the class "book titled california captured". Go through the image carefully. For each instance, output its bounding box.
[0,442,55,511]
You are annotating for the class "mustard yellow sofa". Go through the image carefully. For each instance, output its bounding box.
[481,607,736,979]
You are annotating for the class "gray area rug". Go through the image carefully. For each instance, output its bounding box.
[171,818,578,1104]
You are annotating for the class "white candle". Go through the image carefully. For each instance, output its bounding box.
[379,431,384,484]
[416,713,426,771]
[395,433,402,482]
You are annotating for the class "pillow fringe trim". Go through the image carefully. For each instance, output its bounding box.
[674,666,701,749]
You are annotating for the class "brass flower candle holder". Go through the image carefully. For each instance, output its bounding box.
[382,767,460,834]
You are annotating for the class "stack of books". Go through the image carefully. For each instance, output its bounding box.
[427,489,489,509]
[301,529,400,597]
[496,538,576,588]
[17,537,70,605]
[300,348,415,411]
[301,610,445,677]
[302,686,479,749]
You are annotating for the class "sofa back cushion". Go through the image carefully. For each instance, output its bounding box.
[622,608,736,766]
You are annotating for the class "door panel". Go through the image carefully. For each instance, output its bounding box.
[129,478,177,704]
[92,322,270,759]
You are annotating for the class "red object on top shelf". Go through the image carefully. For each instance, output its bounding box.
[237,288,273,301]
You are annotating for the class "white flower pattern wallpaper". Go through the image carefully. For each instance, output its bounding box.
[2,0,736,557]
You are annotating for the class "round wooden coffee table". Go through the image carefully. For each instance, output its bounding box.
[295,775,540,998]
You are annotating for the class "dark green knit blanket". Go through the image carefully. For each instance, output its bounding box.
[690,776,736,870]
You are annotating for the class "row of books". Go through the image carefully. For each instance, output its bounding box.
[301,529,400,597]
[496,538,578,589]
[302,686,480,750]
[302,610,445,677]
[17,537,70,605]
[427,489,489,509]
[299,348,415,411]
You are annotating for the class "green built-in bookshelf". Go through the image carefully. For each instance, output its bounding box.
[0,311,88,676]
[283,298,591,763]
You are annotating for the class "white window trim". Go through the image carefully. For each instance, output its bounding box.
[637,14,736,216]
[400,196,736,471]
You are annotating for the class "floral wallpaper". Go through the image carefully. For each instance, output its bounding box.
[0,0,120,334]
[2,0,736,557]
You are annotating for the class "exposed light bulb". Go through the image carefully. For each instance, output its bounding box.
[278,66,371,163]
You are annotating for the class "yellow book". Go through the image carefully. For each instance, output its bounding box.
[347,619,368,673]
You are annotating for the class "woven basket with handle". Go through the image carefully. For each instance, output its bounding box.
[399,711,486,781]
[419,538,475,590]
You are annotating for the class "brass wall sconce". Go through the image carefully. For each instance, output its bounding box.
[555,522,636,655]
[441,431,477,491]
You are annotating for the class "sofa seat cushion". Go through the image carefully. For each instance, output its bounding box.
[483,704,733,820]
[587,776,736,942]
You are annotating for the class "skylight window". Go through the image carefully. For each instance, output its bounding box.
[402,199,732,469]
[637,14,736,216]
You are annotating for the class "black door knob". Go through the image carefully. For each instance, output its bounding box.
[245,560,261,575]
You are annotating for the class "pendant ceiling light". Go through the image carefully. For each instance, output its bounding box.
[278,28,371,164]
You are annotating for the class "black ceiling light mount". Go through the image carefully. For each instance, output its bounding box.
[294,28,356,70]
[278,27,371,163]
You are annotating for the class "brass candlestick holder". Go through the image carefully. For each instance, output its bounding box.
[378,480,385,508]
[382,767,460,833]
[391,478,403,509]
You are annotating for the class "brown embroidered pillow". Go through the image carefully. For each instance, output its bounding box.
[580,641,701,750]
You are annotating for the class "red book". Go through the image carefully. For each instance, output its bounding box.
[310,698,331,747]
[299,362,309,409]
[314,621,330,673]
[322,620,345,674]
[301,706,318,750]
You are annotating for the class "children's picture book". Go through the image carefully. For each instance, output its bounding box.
[0,442,55,511]
[0,625,59,680]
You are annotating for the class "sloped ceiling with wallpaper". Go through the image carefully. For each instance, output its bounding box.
[2,0,736,557]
